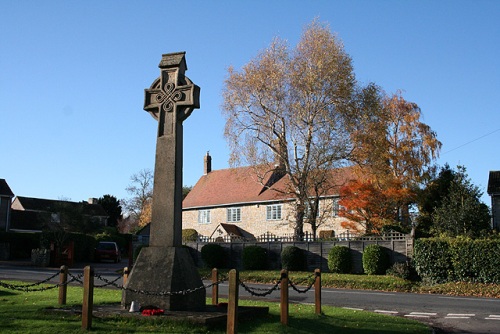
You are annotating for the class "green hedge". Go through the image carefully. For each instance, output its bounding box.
[362,244,390,275]
[201,243,226,269]
[242,245,267,270]
[327,245,351,273]
[281,246,307,271]
[413,238,500,284]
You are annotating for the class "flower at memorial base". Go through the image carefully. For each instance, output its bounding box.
[141,308,165,316]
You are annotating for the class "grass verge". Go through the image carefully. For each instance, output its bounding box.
[0,280,430,333]
[202,269,500,298]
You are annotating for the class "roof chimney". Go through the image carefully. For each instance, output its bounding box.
[204,151,212,175]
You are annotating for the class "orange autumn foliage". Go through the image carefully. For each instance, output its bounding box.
[339,179,413,234]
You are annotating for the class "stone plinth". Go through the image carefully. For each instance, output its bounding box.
[123,246,205,310]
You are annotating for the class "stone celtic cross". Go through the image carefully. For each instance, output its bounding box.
[144,52,200,247]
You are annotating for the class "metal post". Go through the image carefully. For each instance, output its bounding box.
[82,266,94,330]
[314,268,321,315]
[280,269,289,326]
[58,265,68,305]
[227,269,239,334]
[211,268,219,306]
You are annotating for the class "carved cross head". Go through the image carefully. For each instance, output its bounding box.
[144,52,200,136]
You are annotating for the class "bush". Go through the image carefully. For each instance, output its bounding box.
[281,246,307,271]
[414,238,500,284]
[362,244,390,275]
[201,243,226,269]
[182,229,198,242]
[242,245,267,270]
[387,262,412,280]
[413,238,453,284]
[327,245,351,273]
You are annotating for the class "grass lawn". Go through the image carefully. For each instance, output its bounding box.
[0,280,431,333]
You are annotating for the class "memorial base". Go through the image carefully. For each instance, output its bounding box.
[122,246,205,311]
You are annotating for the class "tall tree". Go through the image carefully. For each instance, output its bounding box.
[431,165,491,238]
[415,164,455,237]
[349,91,441,231]
[97,194,122,228]
[122,169,153,226]
[223,20,356,240]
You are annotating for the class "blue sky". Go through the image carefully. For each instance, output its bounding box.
[1,1,499,206]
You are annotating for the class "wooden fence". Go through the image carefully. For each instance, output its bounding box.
[185,234,413,274]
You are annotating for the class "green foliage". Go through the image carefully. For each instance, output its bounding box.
[414,238,500,284]
[200,243,226,269]
[281,246,307,271]
[386,262,412,280]
[413,238,452,284]
[97,195,122,228]
[242,245,267,270]
[69,233,97,262]
[327,245,351,273]
[430,165,491,238]
[362,244,390,275]
[182,228,198,242]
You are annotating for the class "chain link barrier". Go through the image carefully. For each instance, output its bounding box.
[0,267,318,297]
[0,271,83,292]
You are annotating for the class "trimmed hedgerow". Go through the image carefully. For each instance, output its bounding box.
[201,243,226,269]
[414,238,500,284]
[413,238,452,284]
[281,246,307,271]
[242,245,267,270]
[362,244,390,275]
[327,245,351,273]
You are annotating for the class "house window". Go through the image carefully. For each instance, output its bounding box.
[198,210,211,224]
[305,200,320,218]
[266,204,282,220]
[226,207,241,223]
[332,198,340,217]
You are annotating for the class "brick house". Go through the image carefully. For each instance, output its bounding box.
[0,179,14,231]
[182,153,360,240]
[487,170,500,230]
[9,196,109,232]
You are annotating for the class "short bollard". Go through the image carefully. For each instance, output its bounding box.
[82,266,94,330]
[280,269,289,326]
[314,269,321,315]
[58,265,68,305]
[211,268,219,306]
[227,269,239,334]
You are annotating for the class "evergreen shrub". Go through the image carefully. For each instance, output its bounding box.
[327,245,351,273]
[281,246,307,271]
[182,228,198,242]
[201,243,226,269]
[414,238,500,284]
[362,244,390,275]
[242,245,267,270]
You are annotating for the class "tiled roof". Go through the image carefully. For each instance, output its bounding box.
[0,179,14,197]
[487,171,500,195]
[13,196,108,217]
[183,165,354,209]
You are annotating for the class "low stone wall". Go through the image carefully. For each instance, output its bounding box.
[185,239,413,274]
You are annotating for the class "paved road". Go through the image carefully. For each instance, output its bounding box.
[1,262,499,333]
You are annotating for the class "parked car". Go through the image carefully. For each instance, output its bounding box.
[94,241,121,263]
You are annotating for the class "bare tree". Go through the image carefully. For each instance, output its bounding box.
[223,20,357,240]
[122,169,153,228]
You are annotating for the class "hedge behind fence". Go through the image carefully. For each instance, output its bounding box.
[413,238,500,284]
